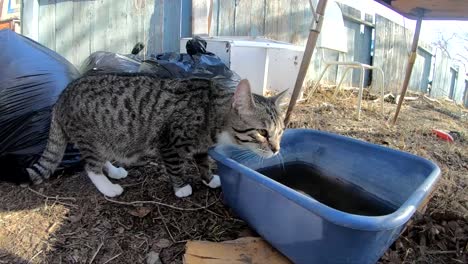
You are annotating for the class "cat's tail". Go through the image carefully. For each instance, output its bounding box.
[26,112,67,184]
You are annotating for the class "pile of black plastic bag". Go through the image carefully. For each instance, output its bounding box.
[0,30,239,183]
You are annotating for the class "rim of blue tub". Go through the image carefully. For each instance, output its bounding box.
[208,128,441,232]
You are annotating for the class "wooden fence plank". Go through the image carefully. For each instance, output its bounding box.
[38,0,55,50]
[218,0,235,36]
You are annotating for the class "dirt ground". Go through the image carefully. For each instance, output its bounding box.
[0,87,466,264]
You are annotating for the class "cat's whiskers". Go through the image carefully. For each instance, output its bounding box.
[277,152,286,172]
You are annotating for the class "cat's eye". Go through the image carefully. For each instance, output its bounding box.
[257,129,268,137]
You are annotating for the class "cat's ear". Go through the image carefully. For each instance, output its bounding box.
[232,79,255,113]
[271,89,289,107]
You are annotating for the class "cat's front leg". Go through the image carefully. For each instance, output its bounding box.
[193,152,221,189]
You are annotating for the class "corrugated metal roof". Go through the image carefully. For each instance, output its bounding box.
[374,0,468,20]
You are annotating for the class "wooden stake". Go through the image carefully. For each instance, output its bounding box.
[391,14,423,125]
[284,0,329,126]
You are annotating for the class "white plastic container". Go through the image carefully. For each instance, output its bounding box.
[180,37,305,98]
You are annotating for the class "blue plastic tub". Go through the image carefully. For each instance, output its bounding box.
[208,129,440,264]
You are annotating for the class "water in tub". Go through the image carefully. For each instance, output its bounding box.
[257,162,396,216]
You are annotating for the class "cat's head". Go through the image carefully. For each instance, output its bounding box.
[222,79,288,158]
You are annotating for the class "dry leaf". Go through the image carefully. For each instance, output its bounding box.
[128,207,152,218]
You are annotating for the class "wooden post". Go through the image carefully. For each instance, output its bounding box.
[391,15,423,125]
[284,0,329,126]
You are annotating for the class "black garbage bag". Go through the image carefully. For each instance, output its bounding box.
[140,36,240,88]
[80,37,240,88]
[80,42,145,74]
[185,36,212,56]
[0,29,81,183]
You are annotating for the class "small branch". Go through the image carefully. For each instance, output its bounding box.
[89,242,104,264]
[426,250,458,255]
[27,187,77,201]
[157,206,176,243]
[28,250,43,263]
[102,253,122,264]
[104,196,219,212]
[27,187,78,208]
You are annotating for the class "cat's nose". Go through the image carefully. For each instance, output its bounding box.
[270,145,279,154]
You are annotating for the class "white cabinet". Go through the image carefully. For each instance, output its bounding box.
[180,37,305,98]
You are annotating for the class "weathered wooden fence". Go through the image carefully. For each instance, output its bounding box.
[22,0,466,104]
[206,0,373,88]
[25,0,191,67]
[372,15,433,94]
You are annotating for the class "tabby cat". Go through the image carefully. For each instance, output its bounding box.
[25,73,287,198]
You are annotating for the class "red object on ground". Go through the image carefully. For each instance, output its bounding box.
[432,129,454,142]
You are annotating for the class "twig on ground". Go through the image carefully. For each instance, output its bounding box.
[89,241,104,264]
[27,187,77,201]
[27,187,78,208]
[104,196,219,212]
[102,253,122,264]
[157,206,176,243]
[28,250,43,263]
[426,250,458,255]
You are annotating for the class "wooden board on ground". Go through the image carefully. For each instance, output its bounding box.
[183,237,292,264]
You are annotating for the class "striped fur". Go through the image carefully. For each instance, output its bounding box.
[25,74,287,197]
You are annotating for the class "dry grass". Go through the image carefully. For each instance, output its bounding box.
[0,86,466,263]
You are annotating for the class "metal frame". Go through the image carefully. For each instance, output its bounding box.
[285,1,462,126]
[307,51,385,120]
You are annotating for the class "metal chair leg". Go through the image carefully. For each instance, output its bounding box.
[378,68,385,116]
[333,66,353,98]
[356,65,365,120]
[307,64,330,100]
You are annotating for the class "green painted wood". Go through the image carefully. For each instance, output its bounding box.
[54,0,73,64]
[234,0,253,36]
[147,0,163,55]
[38,0,55,50]
[163,0,182,52]
[107,0,126,54]
[289,0,310,45]
[72,0,91,66]
[92,0,110,53]
[264,0,290,42]
[218,0,235,35]
[211,0,219,36]
[234,0,265,36]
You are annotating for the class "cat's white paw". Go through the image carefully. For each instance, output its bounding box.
[109,167,128,179]
[99,183,124,197]
[88,171,124,197]
[203,175,221,188]
[105,161,128,179]
[174,184,192,198]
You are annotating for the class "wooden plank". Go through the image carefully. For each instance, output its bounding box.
[264,0,290,42]
[72,0,91,67]
[218,0,235,36]
[374,14,423,94]
[181,0,192,37]
[54,0,73,62]
[146,0,163,55]
[431,49,452,98]
[234,0,252,36]
[234,0,265,36]
[91,0,109,53]
[210,0,218,35]
[289,0,310,45]
[184,237,292,264]
[38,0,55,50]
[163,0,182,52]
[106,0,127,54]
[192,0,209,35]
[21,0,39,40]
